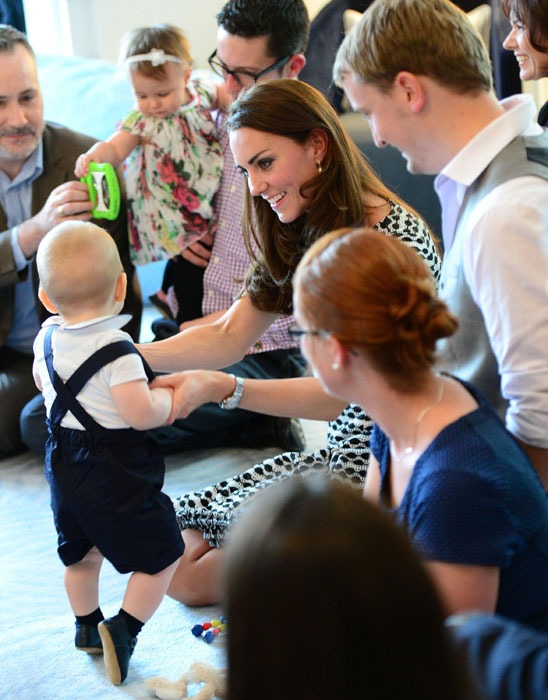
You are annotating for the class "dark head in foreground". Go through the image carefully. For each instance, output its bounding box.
[223,477,477,700]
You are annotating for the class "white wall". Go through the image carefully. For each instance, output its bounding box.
[23,0,324,68]
[306,0,330,19]
[24,0,226,68]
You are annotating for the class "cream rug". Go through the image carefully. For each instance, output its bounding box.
[1,419,327,699]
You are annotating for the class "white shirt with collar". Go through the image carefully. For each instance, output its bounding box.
[33,314,147,431]
[435,94,548,447]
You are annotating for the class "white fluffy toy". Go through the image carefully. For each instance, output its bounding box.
[144,661,227,700]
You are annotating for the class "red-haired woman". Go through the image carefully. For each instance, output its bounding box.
[292,226,548,629]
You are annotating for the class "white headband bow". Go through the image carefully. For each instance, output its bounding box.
[125,48,185,67]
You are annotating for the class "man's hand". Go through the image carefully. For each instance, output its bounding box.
[17,180,94,258]
[179,232,214,268]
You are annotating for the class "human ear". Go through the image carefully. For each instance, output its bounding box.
[114,272,127,303]
[394,71,425,114]
[38,286,58,314]
[307,127,329,163]
[326,334,352,371]
[284,54,306,79]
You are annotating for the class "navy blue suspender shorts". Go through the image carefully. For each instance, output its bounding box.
[43,326,185,574]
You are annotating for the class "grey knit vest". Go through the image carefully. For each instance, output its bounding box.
[438,130,548,420]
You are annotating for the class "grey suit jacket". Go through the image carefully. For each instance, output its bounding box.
[0,122,141,348]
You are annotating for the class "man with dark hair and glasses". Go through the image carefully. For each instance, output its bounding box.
[208,51,292,90]
[146,0,310,454]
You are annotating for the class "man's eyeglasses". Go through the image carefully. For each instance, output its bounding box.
[208,50,290,87]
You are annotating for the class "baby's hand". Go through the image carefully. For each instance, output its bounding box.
[74,152,93,178]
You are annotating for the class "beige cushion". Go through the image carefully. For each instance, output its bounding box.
[343,9,362,35]
[467,4,491,49]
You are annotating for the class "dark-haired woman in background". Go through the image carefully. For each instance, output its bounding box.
[503,0,548,124]
[293,226,548,629]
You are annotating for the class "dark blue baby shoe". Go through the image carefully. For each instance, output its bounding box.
[98,615,137,685]
[74,623,103,655]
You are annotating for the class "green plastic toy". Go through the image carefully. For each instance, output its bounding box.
[80,162,120,220]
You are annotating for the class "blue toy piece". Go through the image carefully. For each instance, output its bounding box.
[191,617,228,643]
[202,629,216,644]
[80,162,121,220]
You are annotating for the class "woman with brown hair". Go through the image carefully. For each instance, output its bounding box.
[141,79,440,604]
[502,0,548,124]
[293,226,548,628]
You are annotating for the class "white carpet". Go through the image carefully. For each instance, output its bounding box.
[0,420,327,699]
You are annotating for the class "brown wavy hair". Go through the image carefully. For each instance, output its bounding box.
[294,227,457,391]
[502,0,548,53]
[226,79,412,314]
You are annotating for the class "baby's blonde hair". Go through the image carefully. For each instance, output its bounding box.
[37,221,123,318]
[121,24,192,79]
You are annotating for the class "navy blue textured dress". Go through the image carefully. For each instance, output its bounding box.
[371,379,548,632]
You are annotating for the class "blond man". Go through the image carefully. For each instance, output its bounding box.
[335,0,548,487]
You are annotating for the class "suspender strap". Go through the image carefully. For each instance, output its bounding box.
[44,325,99,430]
[43,326,155,429]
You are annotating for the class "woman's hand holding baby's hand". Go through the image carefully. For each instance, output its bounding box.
[152,370,229,423]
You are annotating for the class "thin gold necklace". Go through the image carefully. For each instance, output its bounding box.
[390,381,445,463]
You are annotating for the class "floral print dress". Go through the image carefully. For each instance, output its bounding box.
[120,78,223,265]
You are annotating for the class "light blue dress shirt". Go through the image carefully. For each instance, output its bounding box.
[0,142,44,354]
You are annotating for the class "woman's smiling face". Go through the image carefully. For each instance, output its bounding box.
[229,127,321,223]
[503,14,548,81]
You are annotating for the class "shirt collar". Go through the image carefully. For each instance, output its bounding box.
[42,313,132,334]
[435,94,539,190]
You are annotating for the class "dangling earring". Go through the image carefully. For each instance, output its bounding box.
[317,161,323,174]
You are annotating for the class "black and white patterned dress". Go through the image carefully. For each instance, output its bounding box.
[174,202,441,547]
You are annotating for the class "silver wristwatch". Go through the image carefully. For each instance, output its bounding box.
[219,374,244,410]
